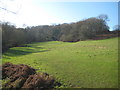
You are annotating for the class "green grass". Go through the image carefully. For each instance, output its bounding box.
[2,37,118,88]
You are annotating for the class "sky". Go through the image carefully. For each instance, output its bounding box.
[0,0,119,30]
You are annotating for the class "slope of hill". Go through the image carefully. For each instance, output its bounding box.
[2,37,118,88]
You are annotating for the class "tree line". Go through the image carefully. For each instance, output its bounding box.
[2,15,114,52]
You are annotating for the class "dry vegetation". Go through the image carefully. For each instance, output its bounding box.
[2,62,58,88]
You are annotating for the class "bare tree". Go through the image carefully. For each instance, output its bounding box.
[113,25,120,31]
[97,14,109,21]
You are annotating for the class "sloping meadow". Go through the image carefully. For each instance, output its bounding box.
[2,37,119,88]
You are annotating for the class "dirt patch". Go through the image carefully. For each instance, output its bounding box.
[2,62,58,89]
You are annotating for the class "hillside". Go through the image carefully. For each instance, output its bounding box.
[2,37,118,88]
[2,16,110,52]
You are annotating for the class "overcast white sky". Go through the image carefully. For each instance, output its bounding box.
[0,0,119,30]
[0,0,56,27]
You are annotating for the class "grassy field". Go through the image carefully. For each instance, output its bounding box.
[2,37,118,88]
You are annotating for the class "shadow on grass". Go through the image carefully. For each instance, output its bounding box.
[4,47,49,57]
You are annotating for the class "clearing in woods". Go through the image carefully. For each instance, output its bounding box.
[2,37,118,88]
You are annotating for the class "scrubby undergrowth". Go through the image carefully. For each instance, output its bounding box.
[1,62,60,89]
